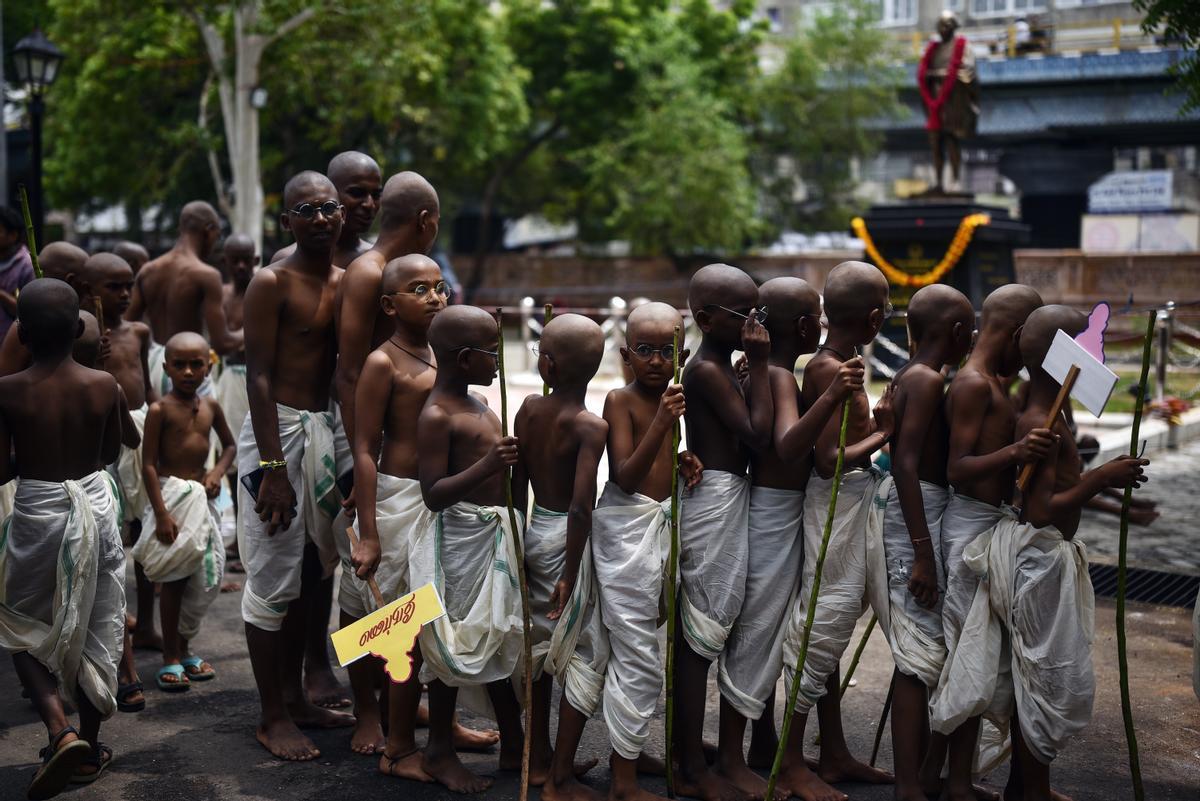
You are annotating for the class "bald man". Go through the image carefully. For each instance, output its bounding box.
[126,201,242,395]
[272,151,382,268]
[335,171,440,447]
[0,242,90,377]
[239,171,353,761]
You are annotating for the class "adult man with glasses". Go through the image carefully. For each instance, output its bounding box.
[238,171,356,761]
[272,151,383,269]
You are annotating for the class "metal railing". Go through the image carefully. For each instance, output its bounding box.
[899,17,1154,59]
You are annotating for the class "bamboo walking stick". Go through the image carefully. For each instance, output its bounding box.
[664,325,682,798]
[542,304,554,397]
[869,673,896,767]
[763,396,853,801]
[840,613,877,698]
[497,309,534,801]
[1117,311,1154,801]
[18,185,42,279]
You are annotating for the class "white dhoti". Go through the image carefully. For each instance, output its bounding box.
[236,404,344,631]
[866,477,949,688]
[526,506,609,717]
[412,502,524,693]
[784,468,883,713]
[593,482,671,759]
[215,363,250,457]
[340,474,431,618]
[0,479,14,527]
[719,486,804,720]
[0,473,125,717]
[678,470,750,664]
[113,403,148,525]
[132,477,224,639]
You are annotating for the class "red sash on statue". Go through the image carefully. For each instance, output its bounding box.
[917,35,966,132]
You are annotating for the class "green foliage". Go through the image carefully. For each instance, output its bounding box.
[1134,0,1200,112]
[754,0,900,233]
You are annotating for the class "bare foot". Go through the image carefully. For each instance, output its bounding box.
[379,748,433,782]
[717,757,779,800]
[775,761,847,801]
[1129,508,1160,526]
[527,758,599,786]
[305,668,352,709]
[544,775,604,801]
[452,720,500,751]
[1050,790,1074,801]
[675,766,750,801]
[132,630,163,651]
[422,748,493,793]
[818,754,893,785]
[256,719,320,761]
[220,580,242,593]
[350,718,386,755]
[636,752,667,776]
[288,700,355,729]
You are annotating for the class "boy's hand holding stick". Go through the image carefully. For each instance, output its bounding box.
[343,526,386,609]
[664,325,682,798]
[764,386,855,801]
[497,308,534,801]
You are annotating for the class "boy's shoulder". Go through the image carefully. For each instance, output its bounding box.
[895,361,943,390]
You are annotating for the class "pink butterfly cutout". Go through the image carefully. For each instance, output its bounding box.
[1076,302,1110,364]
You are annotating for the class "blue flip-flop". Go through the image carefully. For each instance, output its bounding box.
[156,664,190,693]
[181,656,216,682]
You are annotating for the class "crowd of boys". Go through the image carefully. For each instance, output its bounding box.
[0,155,1152,801]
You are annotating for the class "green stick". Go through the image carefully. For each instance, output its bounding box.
[17,185,42,279]
[1117,311,1153,801]
[664,325,682,798]
[764,397,853,801]
[542,303,554,396]
[840,613,877,698]
[497,308,534,801]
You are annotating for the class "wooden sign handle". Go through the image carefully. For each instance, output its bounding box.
[94,297,107,337]
[344,526,387,609]
[1016,364,1080,493]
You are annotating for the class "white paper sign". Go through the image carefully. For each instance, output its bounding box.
[1043,329,1119,417]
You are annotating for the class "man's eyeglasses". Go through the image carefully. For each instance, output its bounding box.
[629,343,676,361]
[704,304,768,324]
[287,200,343,220]
[456,346,499,360]
[390,282,450,299]
[530,344,554,359]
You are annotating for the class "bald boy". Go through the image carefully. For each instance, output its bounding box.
[273,151,383,267]
[126,201,242,394]
[0,242,90,377]
[336,170,440,447]
[112,242,150,276]
[216,233,257,464]
[239,171,353,761]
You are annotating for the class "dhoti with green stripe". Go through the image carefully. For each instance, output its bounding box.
[412,501,525,697]
[237,404,343,631]
[526,505,609,717]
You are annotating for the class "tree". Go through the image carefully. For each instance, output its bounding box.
[753,0,901,233]
[1134,0,1200,112]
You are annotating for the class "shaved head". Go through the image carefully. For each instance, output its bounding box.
[17,278,80,354]
[179,201,219,234]
[688,263,757,315]
[283,171,337,208]
[758,277,820,337]
[980,284,1042,331]
[541,313,605,383]
[112,241,150,271]
[428,305,497,359]
[381,253,441,294]
[907,284,974,343]
[165,330,211,358]
[626,302,684,346]
[379,171,439,229]
[823,261,889,325]
[1020,305,1087,371]
[224,232,255,257]
[39,242,88,282]
[83,252,133,284]
[328,151,380,188]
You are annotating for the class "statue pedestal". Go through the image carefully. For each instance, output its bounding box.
[858,201,1030,370]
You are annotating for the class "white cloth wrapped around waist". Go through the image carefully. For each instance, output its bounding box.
[678,470,750,662]
[0,479,14,528]
[526,505,609,717]
[216,363,250,454]
[784,467,883,714]
[0,472,125,717]
[340,474,431,619]
[593,482,671,760]
[866,477,949,688]
[719,485,804,720]
[237,404,343,631]
[113,403,148,524]
[412,501,525,695]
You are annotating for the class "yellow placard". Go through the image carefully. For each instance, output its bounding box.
[330,582,445,683]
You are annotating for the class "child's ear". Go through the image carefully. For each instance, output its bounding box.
[280,212,292,234]
[619,345,631,366]
[380,294,397,316]
[694,309,712,333]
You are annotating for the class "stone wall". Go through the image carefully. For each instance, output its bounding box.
[1012,250,1199,308]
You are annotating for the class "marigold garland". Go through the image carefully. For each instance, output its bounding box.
[851,212,990,288]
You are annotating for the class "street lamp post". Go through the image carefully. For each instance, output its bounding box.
[12,29,65,248]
